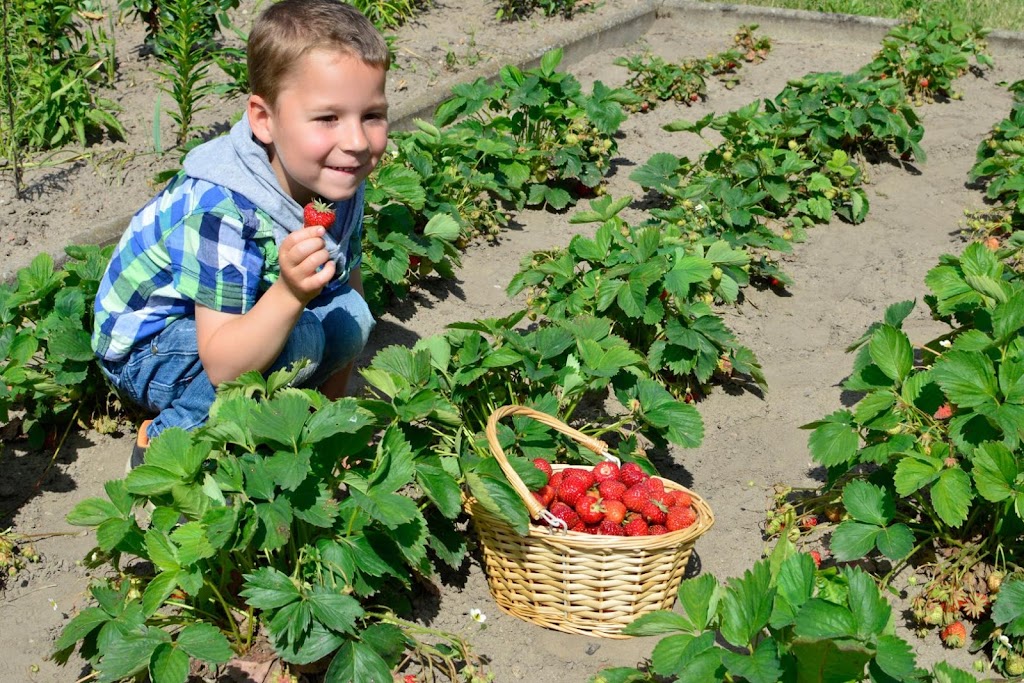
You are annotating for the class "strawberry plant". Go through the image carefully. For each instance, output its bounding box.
[432,48,632,209]
[507,194,766,400]
[591,540,979,683]
[968,79,1024,226]
[797,239,1024,670]
[862,12,992,104]
[495,0,587,22]
[614,26,771,113]
[55,364,480,681]
[1,246,121,447]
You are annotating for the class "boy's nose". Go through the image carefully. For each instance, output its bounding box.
[337,119,369,153]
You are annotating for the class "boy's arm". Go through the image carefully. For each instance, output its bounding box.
[196,226,334,386]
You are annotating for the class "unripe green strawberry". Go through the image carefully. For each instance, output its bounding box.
[1006,654,1024,676]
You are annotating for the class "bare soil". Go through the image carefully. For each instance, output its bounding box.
[2,1,1023,681]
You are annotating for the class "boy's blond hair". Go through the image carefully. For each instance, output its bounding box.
[248,0,390,106]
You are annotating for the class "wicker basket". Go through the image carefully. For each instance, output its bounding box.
[466,405,715,638]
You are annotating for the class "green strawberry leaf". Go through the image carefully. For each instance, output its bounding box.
[324,639,393,683]
[794,599,857,639]
[843,480,892,526]
[931,350,999,410]
[875,523,915,561]
[930,468,973,528]
[992,578,1024,636]
[720,561,774,648]
[721,638,783,683]
[972,441,1018,502]
[650,631,719,678]
[845,567,890,638]
[240,566,301,610]
[807,412,859,467]
[149,642,189,683]
[830,521,880,561]
[175,623,232,664]
[873,634,917,679]
[869,324,913,382]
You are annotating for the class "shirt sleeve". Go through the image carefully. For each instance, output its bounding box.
[169,202,264,314]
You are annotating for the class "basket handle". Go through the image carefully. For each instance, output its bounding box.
[485,405,617,524]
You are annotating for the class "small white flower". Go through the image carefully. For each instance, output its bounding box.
[694,203,705,212]
[939,340,952,348]
[469,608,486,623]
[998,633,1011,647]
[49,598,58,611]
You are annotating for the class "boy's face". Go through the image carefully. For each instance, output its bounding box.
[249,49,388,208]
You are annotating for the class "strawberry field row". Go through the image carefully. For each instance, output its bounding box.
[1,10,1022,683]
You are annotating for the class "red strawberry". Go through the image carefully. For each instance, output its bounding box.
[809,550,822,568]
[583,524,601,535]
[618,462,646,487]
[622,483,651,512]
[623,516,649,537]
[919,77,930,88]
[666,505,697,531]
[646,477,665,495]
[576,495,605,525]
[549,471,564,491]
[801,516,818,530]
[593,461,620,483]
[532,458,553,482]
[563,467,595,489]
[570,520,587,533]
[669,490,692,508]
[557,477,589,507]
[532,484,555,508]
[598,479,627,502]
[603,499,627,525]
[405,676,417,683]
[648,524,668,535]
[303,198,335,228]
[598,519,624,536]
[641,500,668,525]
[549,501,579,529]
[933,403,953,420]
[940,621,966,648]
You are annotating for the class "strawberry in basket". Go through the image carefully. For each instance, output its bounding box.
[529,459,698,536]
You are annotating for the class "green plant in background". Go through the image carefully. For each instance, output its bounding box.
[351,0,425,29]
[0,0,124,192]
[495,0,585,22]
[861,12,992,104]
[151,0,233,146]
[508,194,766,403]
[969,79,1024,227]
[696,0,1024,33]
[0,247,122,449]
[591,539,982,683]
[432,48,633,210]
[614,26,772,113]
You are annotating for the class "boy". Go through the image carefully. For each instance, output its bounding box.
[92,0,389,467]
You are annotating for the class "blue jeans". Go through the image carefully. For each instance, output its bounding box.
[101,283,374,441]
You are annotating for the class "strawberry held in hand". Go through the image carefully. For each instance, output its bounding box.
[303,198,335,228]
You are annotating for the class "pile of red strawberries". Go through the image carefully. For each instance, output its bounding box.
[530,459,698,536]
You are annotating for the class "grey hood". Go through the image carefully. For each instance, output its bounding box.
[182,113,364,276]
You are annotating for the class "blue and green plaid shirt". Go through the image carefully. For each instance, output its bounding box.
[92,173,361,363]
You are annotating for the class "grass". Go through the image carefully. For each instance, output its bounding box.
[700,0,1024,32]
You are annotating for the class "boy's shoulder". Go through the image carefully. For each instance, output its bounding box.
[138,172,273,237]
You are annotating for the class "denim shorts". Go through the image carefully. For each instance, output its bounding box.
[101,282,375,439]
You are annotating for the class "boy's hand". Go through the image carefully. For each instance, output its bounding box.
[278,226,336,303]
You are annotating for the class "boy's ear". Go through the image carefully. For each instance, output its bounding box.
[248,95,274,144]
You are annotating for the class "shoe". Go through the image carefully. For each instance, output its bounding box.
[125,419,153,474]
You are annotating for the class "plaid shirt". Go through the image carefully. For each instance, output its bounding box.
[92,173,361,363]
